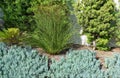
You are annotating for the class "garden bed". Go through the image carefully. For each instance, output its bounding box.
[1,43,120,78]
[37,45,120,70]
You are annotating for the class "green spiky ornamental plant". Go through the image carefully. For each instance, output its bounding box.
[74,0,117,50]
[26,5,73,54]
[0,28,26,45]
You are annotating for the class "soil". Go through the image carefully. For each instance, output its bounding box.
[36,45,120,70]
[96,48,120,69]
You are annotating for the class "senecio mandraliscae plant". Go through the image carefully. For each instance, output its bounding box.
[0,44,104,78]
[104,54,120,78]
[0,42,48,78]
[48,50,104,78]
[1,42,120,78]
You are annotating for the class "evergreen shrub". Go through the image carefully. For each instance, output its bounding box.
[0,0,73,31]
[0,0,35,31]
[74,0,117,50]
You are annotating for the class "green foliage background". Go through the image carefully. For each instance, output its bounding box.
[0,0,33,31]
[0,0,74,54]
[0,0,73,31]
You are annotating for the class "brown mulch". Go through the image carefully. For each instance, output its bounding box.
[36,45,120,70]
[95,48,120,70]
[36,48,66,61]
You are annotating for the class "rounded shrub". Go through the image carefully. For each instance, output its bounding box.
[74,0,117,50]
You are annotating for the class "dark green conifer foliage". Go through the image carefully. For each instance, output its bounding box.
[74,0,117,50]
[0,0,73,32]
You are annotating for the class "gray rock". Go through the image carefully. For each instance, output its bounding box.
[0,8,4,18]
[0,8,4,30]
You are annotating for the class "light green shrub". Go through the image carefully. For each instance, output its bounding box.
[73,0,117,50]
[115,9,120,46]
[96,38,110,51]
